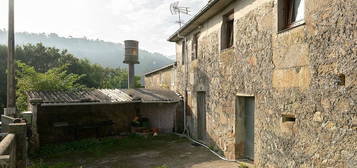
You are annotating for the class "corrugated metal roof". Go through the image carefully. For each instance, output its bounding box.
[27,89,181,105]
[98,89,133,102]
[123,89,181,102]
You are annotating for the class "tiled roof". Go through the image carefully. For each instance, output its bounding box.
[27,88,181,105]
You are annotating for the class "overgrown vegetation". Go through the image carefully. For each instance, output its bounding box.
[0,44,142,110]
[16,62,86,111]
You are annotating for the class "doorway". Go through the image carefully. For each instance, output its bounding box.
[236,96,255,160]
[197,92,206,140]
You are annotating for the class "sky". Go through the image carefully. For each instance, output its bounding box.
[0,0,207,56]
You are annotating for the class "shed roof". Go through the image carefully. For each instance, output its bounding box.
[27,88,181,106]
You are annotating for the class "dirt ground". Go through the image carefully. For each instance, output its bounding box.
[84,139,241,168]
[32,134,245,168]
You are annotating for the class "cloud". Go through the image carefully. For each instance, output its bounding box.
[0,0,207,55]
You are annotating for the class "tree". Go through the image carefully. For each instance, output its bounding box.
[0,43,142,110]
[16,61,86,111]
[16,43,63,73]
[101,66,142,89]
[0,45,6,109]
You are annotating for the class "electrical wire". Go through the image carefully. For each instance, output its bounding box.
[175,133,238,162]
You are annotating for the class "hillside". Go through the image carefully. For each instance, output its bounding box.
[0,30,175,75]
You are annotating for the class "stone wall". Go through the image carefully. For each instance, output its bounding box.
[0,123,27,168]
[144,66,176,90]
[174,0,356,167]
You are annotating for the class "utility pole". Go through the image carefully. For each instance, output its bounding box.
[5,0,16,117]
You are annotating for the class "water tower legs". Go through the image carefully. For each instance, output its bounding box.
[128,63,135,89]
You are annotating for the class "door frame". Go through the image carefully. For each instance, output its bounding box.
[235,94,255,161]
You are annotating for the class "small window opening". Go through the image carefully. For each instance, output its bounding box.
[192,32,200,60]
[181,40,186,65]
[282,115,296,123]
[337,74,345,86]
[221,10,234,50]
[278,0,305,31]
[171,69,176,87]
[226,19,234,48]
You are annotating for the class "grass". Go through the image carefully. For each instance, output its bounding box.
[32,134,182,159]
[28,162,73,168]
[239,162,249,168]
[153,165,169,168]
[30,134,184,168]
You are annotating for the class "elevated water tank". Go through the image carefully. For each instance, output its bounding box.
[123,40,139,64]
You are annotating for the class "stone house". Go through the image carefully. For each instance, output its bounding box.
[27,88,181,147]
[144,62,177,90]
[166,0,356,167]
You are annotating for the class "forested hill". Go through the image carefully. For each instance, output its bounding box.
[0,30,174,75]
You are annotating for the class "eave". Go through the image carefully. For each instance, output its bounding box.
[168,0,235,42]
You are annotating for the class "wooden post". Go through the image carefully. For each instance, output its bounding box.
[6,0,16,117]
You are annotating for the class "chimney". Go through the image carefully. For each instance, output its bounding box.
[123,40,139,89]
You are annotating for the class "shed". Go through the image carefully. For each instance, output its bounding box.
[27,88,182,147]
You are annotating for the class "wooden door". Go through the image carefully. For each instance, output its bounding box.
[197,92,206,140]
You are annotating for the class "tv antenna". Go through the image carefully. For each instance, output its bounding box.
[170,1,191,27]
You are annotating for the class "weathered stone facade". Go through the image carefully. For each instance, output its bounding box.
[169,0,356,167]
[144,63,177,90]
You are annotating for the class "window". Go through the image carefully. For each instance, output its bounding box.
[160,73,163,86]
[192,32,200,60]
[171,68,176,87]
[181,40,186,65]
[282,114,296,123]
[221,10,234,50]
[278,0,305,31]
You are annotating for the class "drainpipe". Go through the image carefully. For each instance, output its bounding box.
[184,36,189,135]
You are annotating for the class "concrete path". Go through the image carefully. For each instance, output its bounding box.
[85,139,242,168]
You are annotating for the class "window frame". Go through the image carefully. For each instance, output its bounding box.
[221,10,234,50]
[192,32,200,60]
[181,40,186,65]
[278,0,305,32]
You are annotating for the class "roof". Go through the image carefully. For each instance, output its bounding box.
[168,0,235,42]
[144,62,177,77]
[27,88,181,106]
